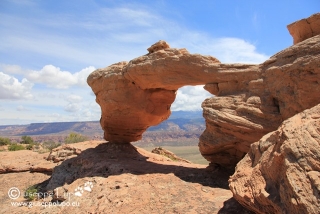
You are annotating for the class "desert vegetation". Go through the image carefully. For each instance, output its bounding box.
[64,132,88,144]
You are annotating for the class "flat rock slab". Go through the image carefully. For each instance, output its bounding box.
[0,141,253,213]
[0,150,56,173]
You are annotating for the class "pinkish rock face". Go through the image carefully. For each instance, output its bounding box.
[84,13,320,214]
[88,14,320,168]
[287,13,320,44]
[87,41,261,147]
[87,61,176,143]
[229,104,320,214]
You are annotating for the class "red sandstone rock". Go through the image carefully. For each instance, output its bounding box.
[287,13,320,44]
[147,40,170,53]
[0,141,252,213]
[229,104,320,214]
[87,62,176,143]
[0,150,55,173]
[87,14,320,168]
[47,141,103,162]
[200,34,320,166]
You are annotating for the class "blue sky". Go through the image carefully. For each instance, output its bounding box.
[0,0,319,125]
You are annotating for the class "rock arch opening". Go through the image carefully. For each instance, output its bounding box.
[87,35,320,168]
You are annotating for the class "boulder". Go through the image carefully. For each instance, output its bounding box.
[287,13,320,44]
[229,103,320,214]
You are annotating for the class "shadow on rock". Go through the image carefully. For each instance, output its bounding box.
[30,142,253,213]
[45,142,233,191]
[217,198,255,214]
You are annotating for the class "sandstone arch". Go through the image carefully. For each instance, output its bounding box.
[88,35,320,167]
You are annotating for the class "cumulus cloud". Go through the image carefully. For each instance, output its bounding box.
[172,34,269,64]
[0,64,24,75]
[65,94,83,103]
[73,66,97,87]
[64,103,81,112]
[0,4,272,124]
[171,85,212,111]
[27,65,96,89]
[0,72,33,99]
[205,37,268,63]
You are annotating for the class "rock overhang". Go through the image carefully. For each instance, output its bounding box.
[87,13,320,168]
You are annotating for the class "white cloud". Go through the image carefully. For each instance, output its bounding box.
[0,4,272,124]
[171,34,269,64]
[0,72,33,99]
[0,64,24,75]
[74,66,96,87]
[16,105,29,111]
[64,103,81,113]
[171,85,213,111]
[65,94,82,103]
[27,65,95,89]
[205,37,268,63]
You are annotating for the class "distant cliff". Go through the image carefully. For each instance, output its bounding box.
[0,111,204,145]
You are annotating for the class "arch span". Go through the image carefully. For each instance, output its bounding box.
[87,41,259,144]
[88,39,320,167]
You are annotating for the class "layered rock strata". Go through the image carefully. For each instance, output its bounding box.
[87,41,261,146]
[229,104,320,214]
[88,14,320,167]
[287,13,320,44]
[227,14,320,213]
[200,34,320,166]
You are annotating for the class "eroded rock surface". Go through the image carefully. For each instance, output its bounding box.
[87,14,320,167]
[0,150,55,173]
[87,61,176,143]
[287,13,320,44]
[151,147,191,163]
[0,141,252,213]
[47,140,103,163]
[200,34,320,166]
[87,41,260,156]
[229,103,320,214]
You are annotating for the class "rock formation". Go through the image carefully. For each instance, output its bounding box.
[287,13,320,44]
[227,13,320,214]
[87,13,320,169]
[0,150,55,173]
[229,104,320,214]
[87,43,262,165]
[200,33,320,166]
[87,60,177,143]
[0,141,252,213]
[151,147,191,163]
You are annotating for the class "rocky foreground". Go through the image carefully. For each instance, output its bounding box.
[86,13,320,213]
[1,13,319,214]
[0,141,252,213]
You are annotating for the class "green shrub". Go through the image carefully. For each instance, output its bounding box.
[42,141,60,151]
[26,144,34,150]
[24,185,38,201]
[0,137,11,146]
[65,132,88,144]
[8,143,25,151]
[20,135,34,144]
